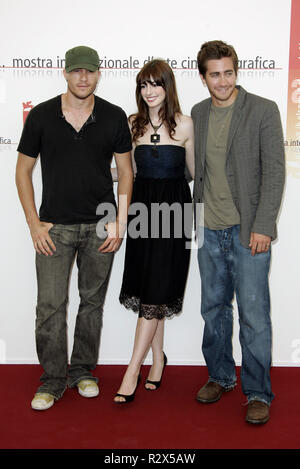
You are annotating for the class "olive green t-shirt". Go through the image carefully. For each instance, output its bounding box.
[203,102,240,229]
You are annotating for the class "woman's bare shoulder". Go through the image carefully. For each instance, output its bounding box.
[176,113,192,123]
[176,114,193,131]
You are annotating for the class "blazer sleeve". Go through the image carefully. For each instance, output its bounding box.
[251,101,285,238]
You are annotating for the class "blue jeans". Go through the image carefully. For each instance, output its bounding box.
[198,225,274,405]
[35,223,114,399]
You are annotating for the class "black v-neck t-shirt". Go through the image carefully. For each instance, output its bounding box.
[17,94,132,224]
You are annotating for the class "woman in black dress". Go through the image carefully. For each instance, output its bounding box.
[114,59,194,403]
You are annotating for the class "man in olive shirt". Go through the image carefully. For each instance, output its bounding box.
[192,41,285,424]
[16,46,133,410]
[203,101,240,229]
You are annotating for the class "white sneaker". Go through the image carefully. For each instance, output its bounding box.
[77,379,99,398]
[31,393,55,411]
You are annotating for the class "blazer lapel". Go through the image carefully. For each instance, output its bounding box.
[198,100,210,167]
[226,106,241,155]
[226,86,246,155]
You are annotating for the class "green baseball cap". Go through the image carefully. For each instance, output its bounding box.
[65,46,100,72]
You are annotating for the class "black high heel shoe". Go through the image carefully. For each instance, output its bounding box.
[114,374,141,404]
[145,352,167,391]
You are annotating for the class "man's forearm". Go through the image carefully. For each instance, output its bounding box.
[98,167,133,253]
[15,170,39,228]
[16,163,56,255]
[116,170,133,225]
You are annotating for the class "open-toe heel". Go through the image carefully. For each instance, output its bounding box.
[145,352,167,391]
[114,374,141,404]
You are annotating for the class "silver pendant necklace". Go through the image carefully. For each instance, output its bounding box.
[149,118,163,157]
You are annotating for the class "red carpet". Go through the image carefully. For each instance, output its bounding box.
[0,364,299,449]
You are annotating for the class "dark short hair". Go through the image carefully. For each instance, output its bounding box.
[197,40,238,76]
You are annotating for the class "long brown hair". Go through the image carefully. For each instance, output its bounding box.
[131,59,182,142]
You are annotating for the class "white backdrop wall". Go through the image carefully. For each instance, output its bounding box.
[0,0,299,366]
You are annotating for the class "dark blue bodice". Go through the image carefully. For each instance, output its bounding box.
[134,145,185,179]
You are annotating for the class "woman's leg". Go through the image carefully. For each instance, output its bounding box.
[114,316,159,402]
[145,318,165,389]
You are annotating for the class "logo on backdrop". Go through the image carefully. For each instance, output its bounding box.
[285,0,300,178]
[1,100,34,148]
[23,101,34,124]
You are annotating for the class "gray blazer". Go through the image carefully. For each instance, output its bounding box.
[191,85,285,248]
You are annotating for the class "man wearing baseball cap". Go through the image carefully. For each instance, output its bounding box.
[65,45,100,72]
[16,45,133,410]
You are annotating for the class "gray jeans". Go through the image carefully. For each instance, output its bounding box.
[35,223,114,399]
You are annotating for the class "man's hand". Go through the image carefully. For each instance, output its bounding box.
[98,220,126,253]
[29,221,56,256]
[249,232,271,256]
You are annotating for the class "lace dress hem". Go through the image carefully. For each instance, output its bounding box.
[119,291,183,320]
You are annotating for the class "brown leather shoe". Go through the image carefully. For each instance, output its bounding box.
[246,400,270,425]
[196,381,231,403]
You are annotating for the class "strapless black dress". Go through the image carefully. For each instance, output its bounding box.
[119,145,192,320]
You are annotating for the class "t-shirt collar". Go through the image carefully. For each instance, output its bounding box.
[57,94,97,123]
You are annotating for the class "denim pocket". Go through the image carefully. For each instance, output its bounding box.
[48,224,61,243]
